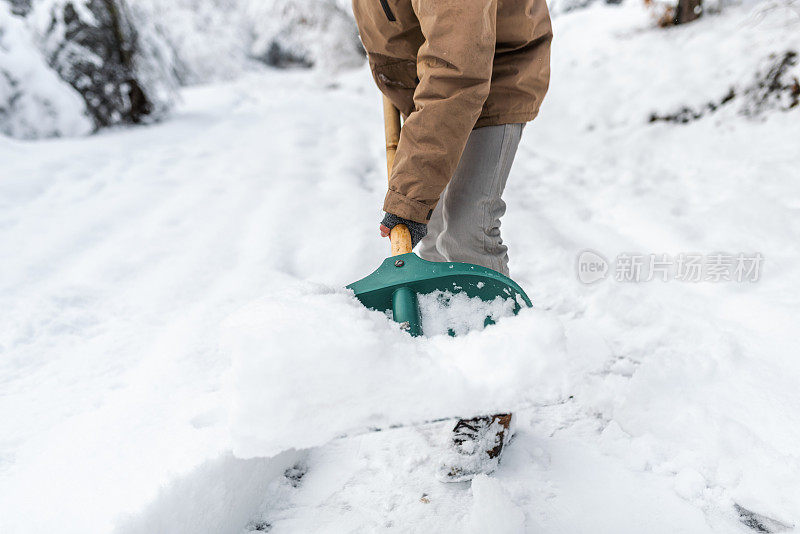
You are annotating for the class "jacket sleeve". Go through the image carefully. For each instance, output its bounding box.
[383,0,498,223]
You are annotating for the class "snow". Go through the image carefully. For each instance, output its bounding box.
[241,413,720,533]
[416,290,517,336]
[224,283,565,459]
[2,1,800,533]
[116,451,304,534]
[129,0,363,84]
[0,3,91,138]
[467,475,526,533]
[2,0,361,140]
[130,0,258,84]
[246,0,364,71]
[30,0,180,128]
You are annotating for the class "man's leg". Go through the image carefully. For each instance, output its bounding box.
[436,123,524,276]
[427,124,524,482]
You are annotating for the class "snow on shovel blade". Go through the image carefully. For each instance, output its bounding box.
[347,252,532,336]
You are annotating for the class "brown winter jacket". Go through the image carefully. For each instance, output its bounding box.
[352,0,552,223]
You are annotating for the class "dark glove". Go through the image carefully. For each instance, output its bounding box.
[380,213,427,249]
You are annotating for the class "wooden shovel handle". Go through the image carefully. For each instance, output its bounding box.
[382,96,413,256]
[383,95,401,179]
[390,225,413,256]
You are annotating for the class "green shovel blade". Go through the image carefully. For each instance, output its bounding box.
[347,253,532,336]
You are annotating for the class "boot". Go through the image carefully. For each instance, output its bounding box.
[437,413,514,483]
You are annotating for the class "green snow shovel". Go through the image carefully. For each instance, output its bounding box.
[347,97,532,336]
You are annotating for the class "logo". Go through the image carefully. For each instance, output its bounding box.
[576,249,609,284]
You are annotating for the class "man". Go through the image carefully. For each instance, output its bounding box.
[352,0,552,481]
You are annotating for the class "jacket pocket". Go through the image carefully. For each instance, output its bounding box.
[371,56,417,90]
[379,0,396,21]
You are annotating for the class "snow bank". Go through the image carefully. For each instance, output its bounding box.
[543,0,800,132]
[0,4,91,138]
[223,280,570,458]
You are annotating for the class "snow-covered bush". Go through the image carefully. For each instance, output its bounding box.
[649,50,799,123]
[741,50,800,116]
[129,0,364,84]
[131,0,255,85]
[0,3,91,138]
[246,0,364,72]
[30,0,179,128]
[7,0,32,16]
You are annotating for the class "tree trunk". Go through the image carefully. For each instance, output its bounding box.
[675,0,702,24]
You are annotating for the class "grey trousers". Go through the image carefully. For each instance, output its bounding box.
[416,123,524,277]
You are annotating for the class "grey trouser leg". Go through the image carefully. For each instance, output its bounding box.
[416,123,524,277]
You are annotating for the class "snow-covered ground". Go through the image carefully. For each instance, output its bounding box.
[2,1,799,533]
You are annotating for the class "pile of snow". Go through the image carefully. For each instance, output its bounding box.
[0,3,91,138]
[417,290,517,336]
[222,281,568,458]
